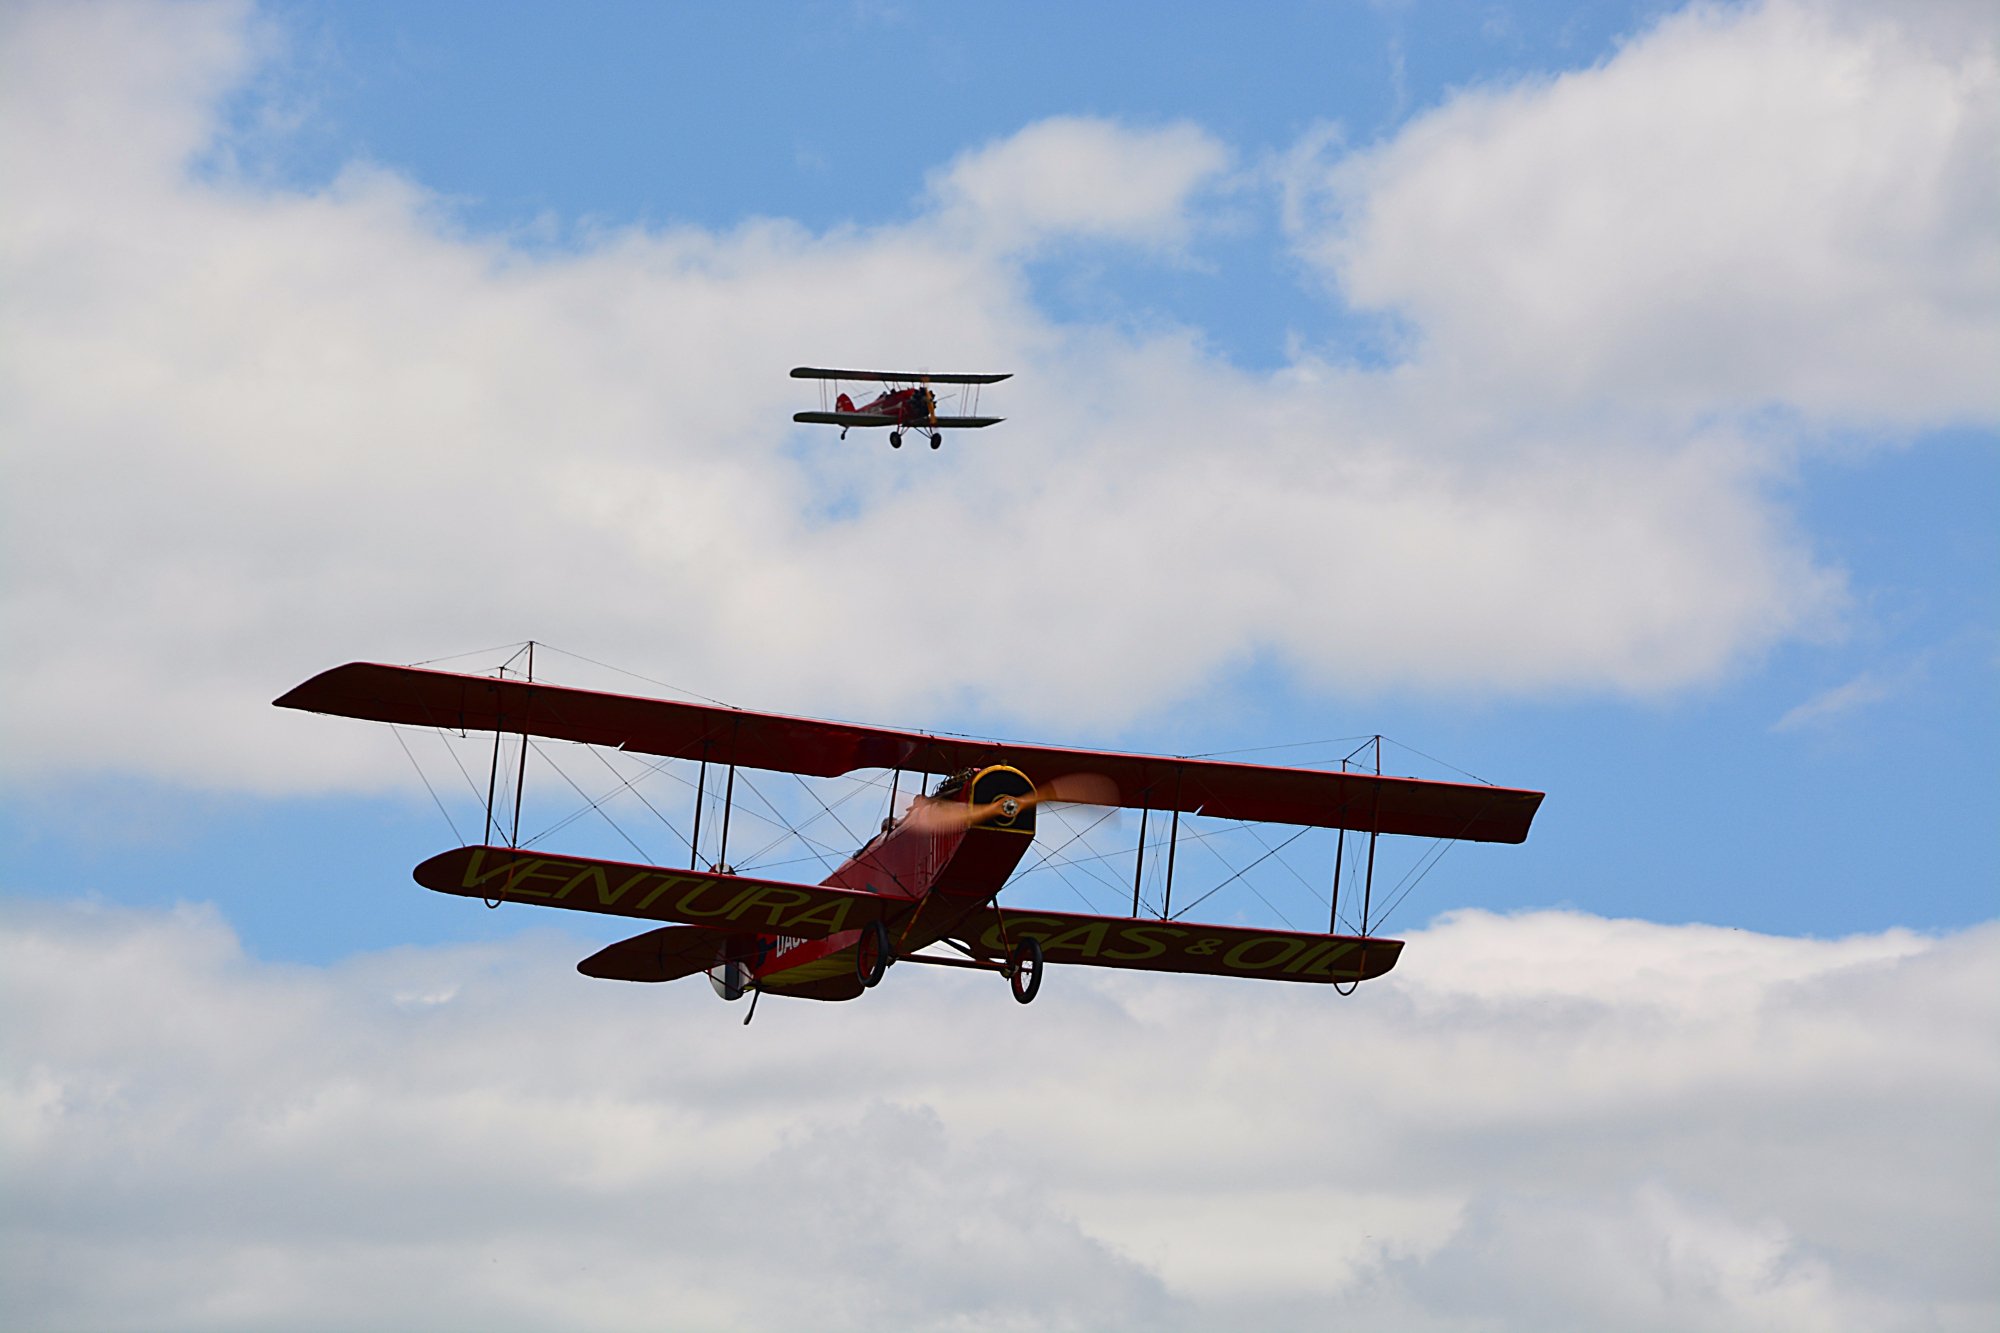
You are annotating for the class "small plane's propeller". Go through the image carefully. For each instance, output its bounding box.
[908,772,1118,834]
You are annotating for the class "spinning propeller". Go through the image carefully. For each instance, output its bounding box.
[908,772,1119,834]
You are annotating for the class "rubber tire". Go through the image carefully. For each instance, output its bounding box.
[1008,936,1044,1004]
[856,920,891,988]
[930,433,942,450]
[890,431,903,448]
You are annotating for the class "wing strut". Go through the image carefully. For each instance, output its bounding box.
[689,744,708,870]
[510,642,534,848]
[1326,735,1384,938]
[1129,802,1148,917]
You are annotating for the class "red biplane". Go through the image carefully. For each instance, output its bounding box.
[275,660,1543,1017]
[791,366,1009,449]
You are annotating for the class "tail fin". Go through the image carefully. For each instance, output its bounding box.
[835,392,855,412]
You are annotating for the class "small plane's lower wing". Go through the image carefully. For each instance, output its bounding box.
[793,410,897,427]
[955,906,1401,984]
[414,845,902,934]
[793,411,1003,429]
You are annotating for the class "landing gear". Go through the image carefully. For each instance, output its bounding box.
[889,430,903,448]
[929,432,942,450]
[856,919,891,988]
[1008,936,1043,1004]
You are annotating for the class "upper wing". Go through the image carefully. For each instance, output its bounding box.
[279,663,1543,842]
[415,844,903,932]
[791,367,1012,385]
[954,906,1402,984]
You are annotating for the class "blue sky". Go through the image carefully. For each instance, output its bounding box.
[2,2,1995,1328]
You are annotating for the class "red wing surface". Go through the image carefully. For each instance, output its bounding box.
[790,367,1012,384]
[280,664,1542,842]
[414,845,903,932]
[958,907,1401,984]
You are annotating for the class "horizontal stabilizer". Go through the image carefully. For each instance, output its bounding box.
[578,924,740,982]
[791,366,1011,384]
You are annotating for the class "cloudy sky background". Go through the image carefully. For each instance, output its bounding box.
[2,0,1995,1328]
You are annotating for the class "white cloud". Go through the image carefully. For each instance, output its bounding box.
[1771,666,1897,730]
[1,899,1992,1330]
[1285,0,2000,426]
[927,116,1232,253]
[7,0,1962,795]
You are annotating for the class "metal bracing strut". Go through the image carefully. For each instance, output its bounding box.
[508,641,534,848]
[689,747,709,870]
[1130,803,1149,917]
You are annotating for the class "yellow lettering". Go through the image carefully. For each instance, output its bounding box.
[1101,923,1180,962]
[458,851,568,899]
[737,887,811,928]
[783,897,855,935]
[1284,939,1353,975]
[553,864,606,902]
[1040,921,1110,958]
[634,873,698,913]
[980,916,1062,953]
[1224,936,1308,971]
[1186,936,1223,957]
[672,881,754,920]
[1303,940,1361,978]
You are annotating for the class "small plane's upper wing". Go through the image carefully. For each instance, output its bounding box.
[791,367,1012,385]
[415,845,903,932]
[279,663,1543,842]
[954,906,1401,984]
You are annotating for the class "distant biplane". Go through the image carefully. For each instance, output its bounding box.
[276,661,1543,1017]
[790,366,1009,449]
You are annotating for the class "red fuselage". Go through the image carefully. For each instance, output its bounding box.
[743,765,1036,999]
[836,385,936,425]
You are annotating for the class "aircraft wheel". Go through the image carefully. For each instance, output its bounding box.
[929,433,942,450]
[890,430,903,448]
[856,920,891,988]
[1008,936,1044,1004]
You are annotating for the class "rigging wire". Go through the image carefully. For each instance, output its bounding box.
[393,728,465,844]
[1169,825,1311,923]
[579,745,692,856]
[527,743,658,864]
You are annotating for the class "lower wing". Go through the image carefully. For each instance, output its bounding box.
[954,906,1401,984]
[414,845,900,935]
[792,411,1004,429]
[792,411,895,427]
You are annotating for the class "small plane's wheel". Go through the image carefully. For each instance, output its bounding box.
[929,433,942,450]
[856,919,891,988]
[1008,936,1044,1004]
[890,430,903,448]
